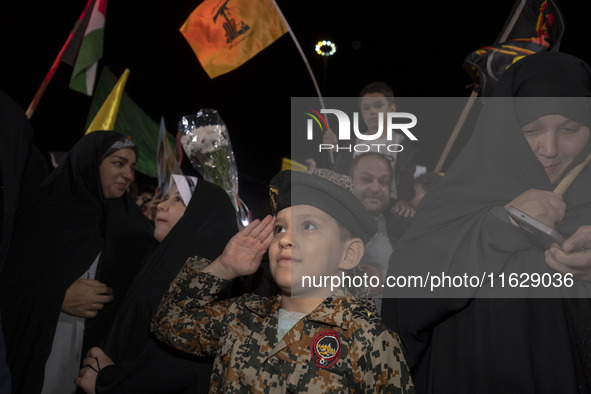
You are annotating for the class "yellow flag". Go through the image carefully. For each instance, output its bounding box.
[281,157,307,172]
[85,68,130,134]
[180,0,288,78]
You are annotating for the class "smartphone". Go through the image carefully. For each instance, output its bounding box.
[506,206,565,249]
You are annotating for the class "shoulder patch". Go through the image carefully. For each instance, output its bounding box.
[310,330,341,368]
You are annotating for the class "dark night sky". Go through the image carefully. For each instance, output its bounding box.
[1,0,590,216]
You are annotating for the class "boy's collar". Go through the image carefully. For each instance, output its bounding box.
[244,288,361,330]
[306,289,353,330]
[243,293,280,317]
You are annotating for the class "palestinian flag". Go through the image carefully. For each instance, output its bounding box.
[69,0,107,95]
[60,0,95,67]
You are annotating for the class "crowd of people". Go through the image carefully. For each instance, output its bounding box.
[0,50,591,393]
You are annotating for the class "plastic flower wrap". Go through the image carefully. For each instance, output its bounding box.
[178,109,250,227]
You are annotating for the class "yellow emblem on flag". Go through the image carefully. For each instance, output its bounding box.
[180,0,288,78]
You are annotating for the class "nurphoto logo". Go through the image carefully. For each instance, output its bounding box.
[304,108,418,153]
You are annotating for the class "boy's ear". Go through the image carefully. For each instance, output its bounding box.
[338,238,364,271]
[389,103,397,112]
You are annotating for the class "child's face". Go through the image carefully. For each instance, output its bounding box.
[154,183,187,243]
[269,205,349,296]
[359,93,396,133]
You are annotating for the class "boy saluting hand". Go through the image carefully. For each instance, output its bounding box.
[151,170,414,393]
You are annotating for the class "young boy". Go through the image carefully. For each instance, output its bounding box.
[150,170,414,393]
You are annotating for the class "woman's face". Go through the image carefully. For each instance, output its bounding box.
[154,183,187,242]
[522,113,590,184]
[99,148,137,199]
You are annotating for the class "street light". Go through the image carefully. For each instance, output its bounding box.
[315,40,337,56]
[315,40,336,95]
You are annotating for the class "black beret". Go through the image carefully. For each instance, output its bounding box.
[269,169,377,244]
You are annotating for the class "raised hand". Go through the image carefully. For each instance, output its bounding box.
[203,215,275,280]
[322,128,338,146]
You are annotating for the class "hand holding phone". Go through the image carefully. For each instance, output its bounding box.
[506,206,565,250]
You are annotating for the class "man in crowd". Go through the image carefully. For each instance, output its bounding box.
[348,152,412,308]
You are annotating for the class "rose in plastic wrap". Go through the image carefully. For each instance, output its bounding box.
[178,109,250,226]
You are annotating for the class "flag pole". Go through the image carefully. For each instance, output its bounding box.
[25,32,76,119]
[25,0,92,119]
[272,0,333,165]
[434,88,479,173]
[553,150,591,195]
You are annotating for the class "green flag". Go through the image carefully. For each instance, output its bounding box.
[85,66,175,177]
[69,0,107,95]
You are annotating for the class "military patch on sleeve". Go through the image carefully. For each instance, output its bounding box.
[310,330,341,368]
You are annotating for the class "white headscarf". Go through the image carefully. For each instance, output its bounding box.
[170,174,198,206]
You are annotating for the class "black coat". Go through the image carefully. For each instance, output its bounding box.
[0,90,49,394]
[0,130,155,394]
[96,178,238,393]
[381,52,591,393]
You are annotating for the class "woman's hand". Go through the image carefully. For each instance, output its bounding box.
[203,215,275,280]
[505,189,565,228]
[62,279,113,318]
[545,225,591,281]
[75,347,115,394]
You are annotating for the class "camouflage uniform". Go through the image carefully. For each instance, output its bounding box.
[151,257,414,393]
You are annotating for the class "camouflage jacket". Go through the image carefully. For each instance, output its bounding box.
[151,257,414,393]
